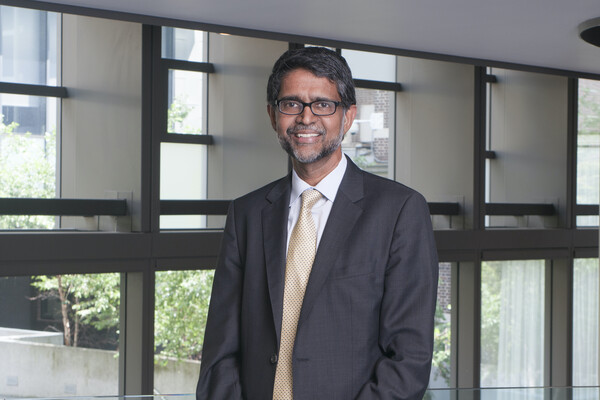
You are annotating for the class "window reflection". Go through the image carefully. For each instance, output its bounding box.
[343,88,394,178]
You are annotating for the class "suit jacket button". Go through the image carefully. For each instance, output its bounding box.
[270,354,278,364]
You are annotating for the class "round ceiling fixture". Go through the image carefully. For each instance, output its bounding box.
[579,17,600,47]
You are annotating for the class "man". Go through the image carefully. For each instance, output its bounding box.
[196,47,438,400]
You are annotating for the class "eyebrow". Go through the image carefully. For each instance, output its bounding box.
[278,95,338,102]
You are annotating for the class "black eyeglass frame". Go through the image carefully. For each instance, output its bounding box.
[274,99,341,116]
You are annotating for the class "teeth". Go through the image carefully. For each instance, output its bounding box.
[297,133,319,137]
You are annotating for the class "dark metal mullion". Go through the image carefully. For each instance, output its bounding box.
[469,65,487,390]
[160,199,230,215]
[0,82,68,97]
[428,202,460,216]
[161,132,214,145]
[566,78,578,229]
[474,66,487,231]
[151,26,166,233]
[484,202,556,216]
[161,58,215,73]
[353,79,402,92]
[0,198,127,216]
[158,200,461,216]
[575,204,599,215]
[141,25,154,232]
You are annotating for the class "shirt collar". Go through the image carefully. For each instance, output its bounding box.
[289,155,347,207]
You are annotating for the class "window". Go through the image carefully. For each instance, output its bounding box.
[572,258,599,386]
[0,7,59,229]
[576,79,600,227]
[341,49,398,179]
[481,260,545,387]
[159,27,211,230]
[344,88,395,178]
[153,269,214,393]
[0,273,120,396]
[0,3,598,395]
[430,262,453,388]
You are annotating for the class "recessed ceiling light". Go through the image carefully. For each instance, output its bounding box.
[579,17,600,47]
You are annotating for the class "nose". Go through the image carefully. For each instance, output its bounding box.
[296,104,318,125]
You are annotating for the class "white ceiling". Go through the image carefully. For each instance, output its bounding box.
[31,0,600,77]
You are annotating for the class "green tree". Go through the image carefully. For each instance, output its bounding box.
[154,270,214,362]
[167,97,202,135]
[431,303,451,385]
[0,116,56,229]
[30,274,120,348]
[0,111,213,359]
[480,262,501,382]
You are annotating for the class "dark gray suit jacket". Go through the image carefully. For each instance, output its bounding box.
[196,157,439,400]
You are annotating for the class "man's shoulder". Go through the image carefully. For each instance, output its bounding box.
[346,160,425,202]
[232,175,290,208]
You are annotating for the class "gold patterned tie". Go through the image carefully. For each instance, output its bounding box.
[273,189,322,400]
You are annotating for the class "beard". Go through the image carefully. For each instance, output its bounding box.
[277,117,346,164]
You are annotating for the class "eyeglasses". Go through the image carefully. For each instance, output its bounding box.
[275,99,341,116]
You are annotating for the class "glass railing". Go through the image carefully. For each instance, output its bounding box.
[4,388,600,400]
[426,387,600,399]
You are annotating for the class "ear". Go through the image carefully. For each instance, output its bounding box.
[267,104,277,130]
[343,105,357,133]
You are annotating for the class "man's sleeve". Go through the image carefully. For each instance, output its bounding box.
[196,202,244,400]
[355,192,439,400]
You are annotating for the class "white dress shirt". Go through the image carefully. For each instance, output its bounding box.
[286,155,347,255]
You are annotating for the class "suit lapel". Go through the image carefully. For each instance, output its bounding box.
[262,176,292,342]
[297,158,365,329]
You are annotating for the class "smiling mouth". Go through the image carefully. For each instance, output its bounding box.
[287,124,325,138]
[294,132,320,138]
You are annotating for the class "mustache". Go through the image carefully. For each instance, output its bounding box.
[287,124,326,135]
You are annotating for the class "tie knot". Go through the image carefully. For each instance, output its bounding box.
[301,189,322,211]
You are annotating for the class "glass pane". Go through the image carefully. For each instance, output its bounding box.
[0,273,120,396]
[430,262,453,388]
[343,88,394,178]
[481,260,545,387]
[160,142,207,229]
[577,79,600,227]
[0,96,58,229]
[161,27,206,62]
[341,49,396,82]
[168,69,206,135]
[0,6,59,86]
[160,142,206,200]
[154,269,214,393]
[573,258,599,386]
